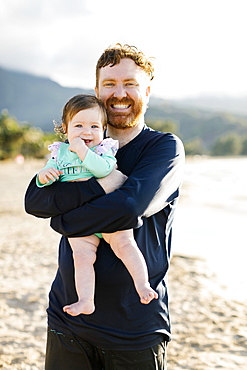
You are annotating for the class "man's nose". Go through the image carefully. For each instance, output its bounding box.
[113,84,127,99]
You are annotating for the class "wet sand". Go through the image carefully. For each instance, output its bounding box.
[0,159,246,369]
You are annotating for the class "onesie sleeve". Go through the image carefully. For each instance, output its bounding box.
[83,149,116,178]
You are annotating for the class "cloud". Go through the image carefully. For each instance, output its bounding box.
[0,0,247,99]
[1,0,90,23]
[0,0,92,77]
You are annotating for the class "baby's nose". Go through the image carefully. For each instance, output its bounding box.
[82,127,91,134]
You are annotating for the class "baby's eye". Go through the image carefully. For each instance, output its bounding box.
[75,124,83,128]
[92,125,100,129]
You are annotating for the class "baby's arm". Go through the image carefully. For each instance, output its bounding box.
[38,167,62,185]
[69,137,117,178]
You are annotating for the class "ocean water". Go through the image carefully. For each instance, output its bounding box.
[172,156,247,303]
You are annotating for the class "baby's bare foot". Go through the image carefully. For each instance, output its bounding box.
[63,300,95,316]
[139,286,158,304]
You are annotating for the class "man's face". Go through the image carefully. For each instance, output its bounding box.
[95,58,151,129]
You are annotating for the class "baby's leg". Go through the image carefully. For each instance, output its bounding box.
[102,230,158,304]
[63,235,99,316]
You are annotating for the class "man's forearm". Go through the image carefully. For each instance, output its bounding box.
[50,189,142,237]
[25,176,105,218]
[25,169,127,218]
[96,169,127,194]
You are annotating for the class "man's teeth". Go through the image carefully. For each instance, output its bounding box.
[112,104,130,109]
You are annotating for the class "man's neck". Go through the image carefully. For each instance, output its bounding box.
[106,121,144,148]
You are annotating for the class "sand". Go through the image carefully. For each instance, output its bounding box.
[0,159,246,369]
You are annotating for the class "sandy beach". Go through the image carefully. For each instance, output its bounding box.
[0,159,246,369]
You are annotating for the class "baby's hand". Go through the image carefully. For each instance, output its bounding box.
[68,137,88,161]
[38,167,62,185]
[68,137,85,152]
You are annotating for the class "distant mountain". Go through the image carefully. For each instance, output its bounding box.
[1,66,247,150]
[173,94,247,116]
[0,66,94,131]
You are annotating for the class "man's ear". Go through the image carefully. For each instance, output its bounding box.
[145,85,151,105]
[95,86,99,97]
[146,85,151,98]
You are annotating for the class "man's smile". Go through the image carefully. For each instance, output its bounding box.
[111,104,131,110]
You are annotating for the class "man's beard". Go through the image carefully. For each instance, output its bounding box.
[105,97,146,129]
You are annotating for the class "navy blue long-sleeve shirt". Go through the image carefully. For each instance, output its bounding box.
[25,125,185,350]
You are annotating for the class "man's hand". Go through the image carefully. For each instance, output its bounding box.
[38,167,62,184]
[97,168,127,194]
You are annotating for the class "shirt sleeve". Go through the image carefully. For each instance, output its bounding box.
[50,133,185,237]
[25,176,105,219]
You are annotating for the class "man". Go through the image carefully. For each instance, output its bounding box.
[25,43,185,369]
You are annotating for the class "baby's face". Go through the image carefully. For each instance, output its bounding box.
[66,107,104,148]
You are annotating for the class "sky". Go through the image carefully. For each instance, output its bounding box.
[0,0,246,100]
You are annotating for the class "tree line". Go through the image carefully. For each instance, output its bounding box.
[147,118,247,156]
[0,110,57,160]
[1,111,247,160]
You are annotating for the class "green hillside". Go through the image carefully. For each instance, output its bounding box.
[147,101,247,150]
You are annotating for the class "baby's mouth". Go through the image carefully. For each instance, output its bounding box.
[83,139,92,144]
